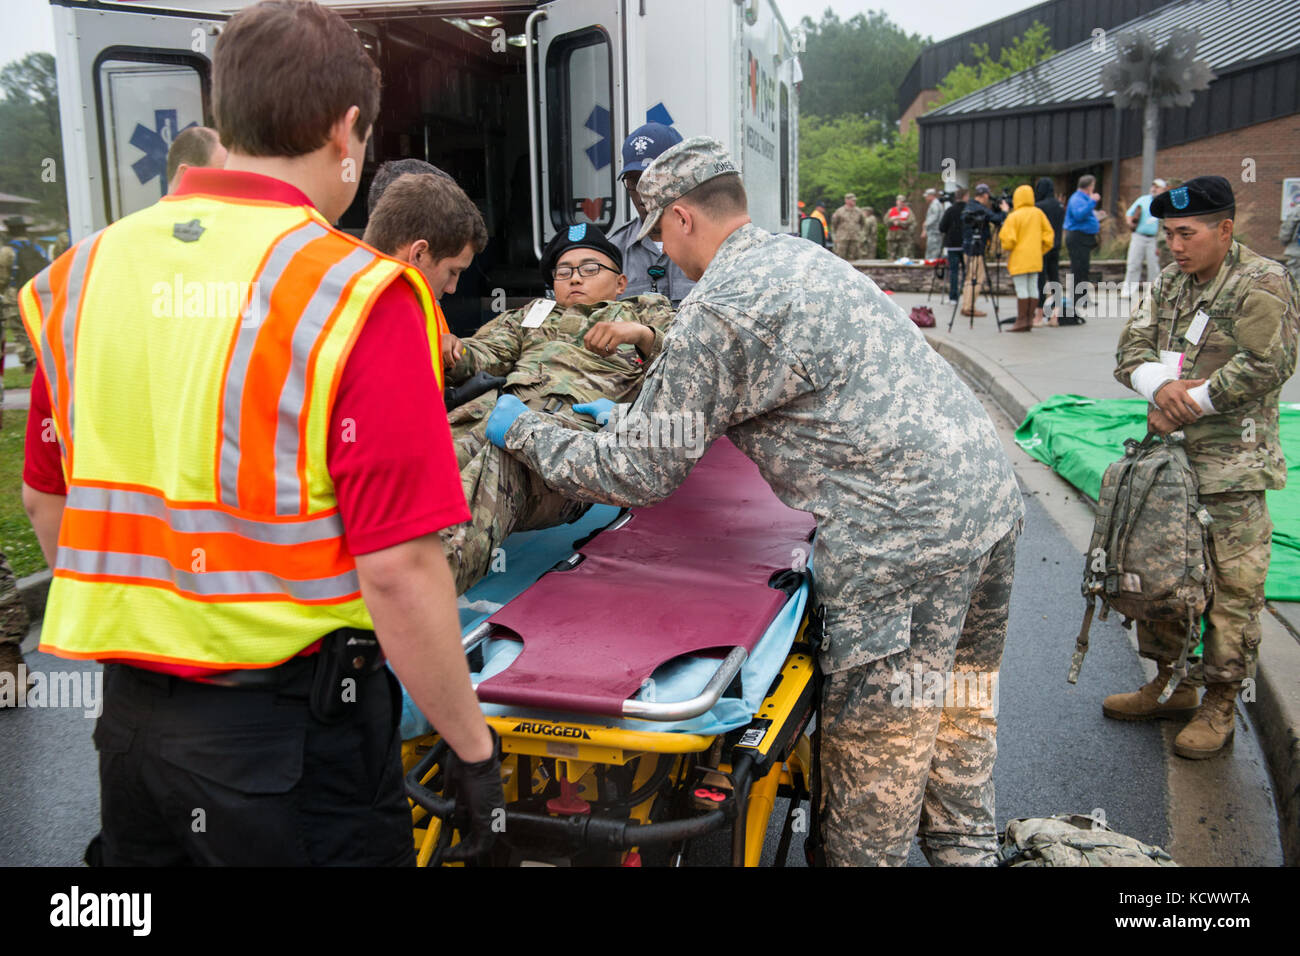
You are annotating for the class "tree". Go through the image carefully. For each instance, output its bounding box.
[931,21,1055,108]
[1100,28,1214,193]
[799,115,920,243]
[0,53,67,225]
[797,10,927,135]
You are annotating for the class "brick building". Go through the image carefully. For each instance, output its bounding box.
[909,0,1300,258]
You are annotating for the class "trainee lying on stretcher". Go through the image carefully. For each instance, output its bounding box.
[437,224,676,594]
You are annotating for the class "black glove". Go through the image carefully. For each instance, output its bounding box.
[444,372,508,412]
[441,728,505,863]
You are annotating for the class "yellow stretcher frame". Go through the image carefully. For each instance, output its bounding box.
[403,641,820,867]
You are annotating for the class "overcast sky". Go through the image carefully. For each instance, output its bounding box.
[3,0,1046,69]
[777,0,1043,41]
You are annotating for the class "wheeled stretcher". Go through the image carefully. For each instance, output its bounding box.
[401,439,822,866]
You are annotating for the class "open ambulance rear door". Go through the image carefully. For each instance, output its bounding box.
[52,0,227,239]
[528,0,627,259]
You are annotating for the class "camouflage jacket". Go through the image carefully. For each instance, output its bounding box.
[830,205,869,241]
[1116,241,1300,494]
[0,245,14,305]
[863,215,879,249]
[447,293,675,434]
[504,223,1024,669]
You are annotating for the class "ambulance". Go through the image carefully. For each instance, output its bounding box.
[50,0,801,328]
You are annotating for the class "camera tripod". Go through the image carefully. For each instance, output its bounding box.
[947,243,1007,333]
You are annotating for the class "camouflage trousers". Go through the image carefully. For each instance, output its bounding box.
[1137,490,1271,684]
[440,394,591,595]
[1,301,36,368]
[834,239,865,262]
[0,550,31,647]
[886,230,910,260]
[819,521,1019,867]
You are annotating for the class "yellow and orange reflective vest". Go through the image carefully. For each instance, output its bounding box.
[18,183,445,671]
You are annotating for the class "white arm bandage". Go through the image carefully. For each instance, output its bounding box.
[1130,362,1176,404]
[1186,381,1217,414]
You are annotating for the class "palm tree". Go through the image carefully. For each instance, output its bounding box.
[1100,27,1215,191]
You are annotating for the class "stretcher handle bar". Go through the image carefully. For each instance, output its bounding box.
[405,742,454,818]
[621,646,748,721]
[462,620,493,652]
[525,8,547,263]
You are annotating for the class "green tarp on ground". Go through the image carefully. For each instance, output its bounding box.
[1014,394,1300,601]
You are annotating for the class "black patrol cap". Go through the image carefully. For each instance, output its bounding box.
[1150,175,1235,219]
[540,223,623,282]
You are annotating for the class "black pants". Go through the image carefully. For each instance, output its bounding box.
[946,248,964,301]
[1037,247,1061,309]
[1064,231,1096,314]
[89,660,415,866]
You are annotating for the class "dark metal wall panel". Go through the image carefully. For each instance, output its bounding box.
[1256,63,1275,117]
[1279,59,1298,114]
[1019,114,1036,165]
[1035,112,1054,163]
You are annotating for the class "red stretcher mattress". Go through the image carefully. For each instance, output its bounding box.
[475,438,816,716]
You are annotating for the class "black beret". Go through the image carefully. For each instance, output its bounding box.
[540,224,623,282]
[1150,175,1235,219]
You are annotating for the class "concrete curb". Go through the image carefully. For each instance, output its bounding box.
[926,329,1300,865]
[16,569,49,624]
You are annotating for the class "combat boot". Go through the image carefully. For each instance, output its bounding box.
[1101,663,1199,721]
[1173,682,1239,759]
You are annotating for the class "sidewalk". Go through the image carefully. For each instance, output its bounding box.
[891,287,1300,865]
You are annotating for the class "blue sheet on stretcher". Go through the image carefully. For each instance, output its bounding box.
[398,503,810,739]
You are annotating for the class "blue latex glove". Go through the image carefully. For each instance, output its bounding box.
[573,398,616,427]
[486,394,529,448]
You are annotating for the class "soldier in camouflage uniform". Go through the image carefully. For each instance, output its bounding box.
[1280,207,1300,287]
[863,207,880,259]
[2,217,44,371]
[1111,176,1300,759]
[485,138,1025,865]
[440,224,674,594]
[830,193,870,262]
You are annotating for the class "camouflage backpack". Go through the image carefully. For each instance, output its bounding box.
[1067,432,1212,700]
[998,814,1178,866]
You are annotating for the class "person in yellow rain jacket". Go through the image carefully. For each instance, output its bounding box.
[999,184,1056,332]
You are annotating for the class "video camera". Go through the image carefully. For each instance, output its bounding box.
[938,189,958,204]
[961,197,1006,255]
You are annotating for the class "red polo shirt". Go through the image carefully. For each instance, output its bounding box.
[24,169,470,676]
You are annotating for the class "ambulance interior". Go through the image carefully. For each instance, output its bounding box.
[339,10,614,337]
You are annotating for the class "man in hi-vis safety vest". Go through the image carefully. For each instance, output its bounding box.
[18,0,502,866]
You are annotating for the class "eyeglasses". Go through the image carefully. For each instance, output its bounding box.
[553,261,620,281]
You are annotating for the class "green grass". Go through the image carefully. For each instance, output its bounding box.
[0,410,45,578]
[3,366,34,390]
